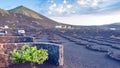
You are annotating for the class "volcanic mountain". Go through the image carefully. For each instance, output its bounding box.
[9,6,44,20]
[0,6,61,31]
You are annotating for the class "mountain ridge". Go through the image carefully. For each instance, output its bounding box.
[9,5,62,28]
[9,5,43,20]
[0,5,62,30]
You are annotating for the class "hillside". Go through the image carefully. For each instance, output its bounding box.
[9,6,43,20]
[109,22,120,25]
[0,9,44,31]
[0,6,62,31]
[0,8,9,15]
[9,6,61,28]
[102,22,120,29]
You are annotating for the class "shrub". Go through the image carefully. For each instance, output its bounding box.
[10,45,48,68]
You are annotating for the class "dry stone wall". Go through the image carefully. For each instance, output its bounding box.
[0,42,63,67]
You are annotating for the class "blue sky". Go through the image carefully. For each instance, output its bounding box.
[0,0,120,25]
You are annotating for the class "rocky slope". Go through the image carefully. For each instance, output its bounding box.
[0,6,62,31]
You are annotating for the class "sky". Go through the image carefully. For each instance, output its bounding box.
[0,0,120,25]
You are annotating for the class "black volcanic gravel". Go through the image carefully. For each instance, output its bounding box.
[32,33,120,68]
[54,34,120,68]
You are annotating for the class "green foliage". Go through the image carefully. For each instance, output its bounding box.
[10,45,48,64]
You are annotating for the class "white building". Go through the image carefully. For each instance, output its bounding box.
[55,25,72,29]
[4,25,9,29]
[110,28,116,30]
[18,30,25,34]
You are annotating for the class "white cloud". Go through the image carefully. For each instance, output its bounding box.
[48,11,52,14]
[48,0,54,3]
[47,0,114,17]
[91,0,98,7]
[50,12,120,25]
[72,11,76,13]
[49,3,56,10]
[67,4,72,8]
[55,5,66,13]
[63,0,67,4]
[53,3,57,7]
[77,0,89,5]
[77,0,110,8]
[48,2,73,15]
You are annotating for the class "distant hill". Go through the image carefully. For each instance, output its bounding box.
[72,22,120,30]
[103,22,120,28]
[109,22,120,25]
[0,6,63,31]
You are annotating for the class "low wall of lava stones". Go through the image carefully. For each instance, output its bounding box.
[0,42,63,68]
[0,36,34,43]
